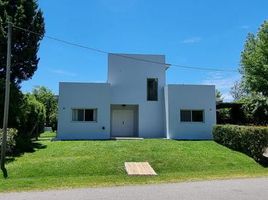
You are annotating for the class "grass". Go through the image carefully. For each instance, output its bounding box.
[1,132,268,192]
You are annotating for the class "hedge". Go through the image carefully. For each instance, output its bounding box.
[0,128,18,154]
[213,125,268,162]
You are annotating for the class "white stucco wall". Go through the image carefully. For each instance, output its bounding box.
[57,82,111,140]
[108,54,168,138]
[57,53,216,140]
[165,84,216,140]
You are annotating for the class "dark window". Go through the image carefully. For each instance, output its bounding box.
[77,109,84,121]
[180,110,191,122]
[180,110,204,122]
[85,109,94,121]
[192,110,204,122]
[147,78,158,101]
[72,109,97,122]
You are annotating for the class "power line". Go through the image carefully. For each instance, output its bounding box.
[11,24,238,73]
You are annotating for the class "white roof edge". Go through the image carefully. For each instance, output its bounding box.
[167,84,215,87]
[59,82,110,85]
[109,53,165,57]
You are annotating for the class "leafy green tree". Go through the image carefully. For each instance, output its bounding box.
[0,0,45,178]
[32,86,57,129]
[0,0,45,85]
[230,80,248,101]
[19,94,46,139]
[241,94,268,125]
[0,0,45,136]
[216,89,223,102]
[0,80,23,128]
[240,21,268,96]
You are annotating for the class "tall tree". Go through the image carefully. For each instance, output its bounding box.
[0,0,45,178]
[230,80,248,101]
[0,0,45,85]
[32,86,57,129]
[240,20,268,96]
[20,93,46,139]
[216,89,223,102]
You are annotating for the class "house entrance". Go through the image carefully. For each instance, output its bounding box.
[111,105,138,137]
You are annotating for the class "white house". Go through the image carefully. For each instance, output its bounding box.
[57,53,216,140]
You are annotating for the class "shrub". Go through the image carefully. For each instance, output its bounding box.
[0,128,18,154]
[213,125,268,162]
[217,108,231,124]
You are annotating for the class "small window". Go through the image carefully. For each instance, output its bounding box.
[180,110,191,122]
[180,110,204,122]
[192,110,203,122]
[72,109,97,122]
[147,78,158,101]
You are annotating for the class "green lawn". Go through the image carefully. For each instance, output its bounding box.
[1,132,268,192]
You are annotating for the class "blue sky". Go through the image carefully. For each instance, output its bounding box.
[21,0,268,101]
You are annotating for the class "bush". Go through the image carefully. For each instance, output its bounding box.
[217,108,231,124]
[213,125,268,163]
[0,128,18,154]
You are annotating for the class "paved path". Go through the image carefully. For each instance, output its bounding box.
[1,178,268,200]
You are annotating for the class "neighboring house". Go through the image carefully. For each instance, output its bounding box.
[57,53,216,140]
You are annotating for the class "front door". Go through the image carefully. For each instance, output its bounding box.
[111,109,134,137]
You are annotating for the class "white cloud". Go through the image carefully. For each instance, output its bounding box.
[181,37,201,44]
[49,69,77,77]
[201,72,240,102]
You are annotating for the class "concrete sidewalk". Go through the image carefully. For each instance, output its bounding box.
[1,177,268,200]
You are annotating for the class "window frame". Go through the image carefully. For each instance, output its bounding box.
[180,110,192,122]
[71,108,97,122]
[180,109,204,123]
[147,78,158,101]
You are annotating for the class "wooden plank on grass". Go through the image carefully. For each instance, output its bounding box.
[125,162,157,176]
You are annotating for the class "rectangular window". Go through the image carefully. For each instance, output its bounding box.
[72,109,97,122]
[147,78,158,101]
[180,110,204,122]
[180,110,192,122]
[192,110,203,122]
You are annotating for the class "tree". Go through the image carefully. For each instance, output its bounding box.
[0,79,23,128]
[20,94,46,139]
[230,80,247,101]
[0,0,45,85]
[216,89,223,102]
[240,21,268,96]
[241,94,268,125]
[32,86,57,129]
[0,0,45,178]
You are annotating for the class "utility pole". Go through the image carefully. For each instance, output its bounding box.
[1,22,12,178]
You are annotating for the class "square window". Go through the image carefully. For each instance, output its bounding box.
[192,110,204,122]
[72,109,84,121]
[180,110,191,122]
[85,109,96,121]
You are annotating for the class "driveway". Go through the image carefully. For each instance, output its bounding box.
[1,177,268,200]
